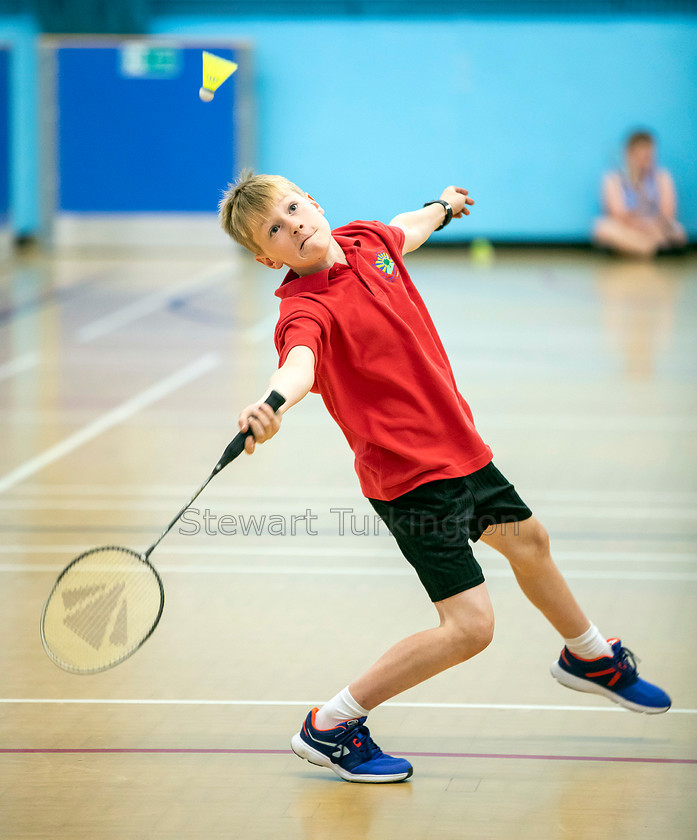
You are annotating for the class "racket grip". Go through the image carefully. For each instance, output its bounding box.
[215,389,287,471]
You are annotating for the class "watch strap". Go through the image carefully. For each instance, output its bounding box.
[423,199,453,231]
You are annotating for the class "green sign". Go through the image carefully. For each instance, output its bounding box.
[120,44,182,79]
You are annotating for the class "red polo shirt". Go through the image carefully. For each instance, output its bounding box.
[274,220,492,500]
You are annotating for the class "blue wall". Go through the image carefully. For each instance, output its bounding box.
[2,14,696,240]
[0,46,10,226]
[57,45,241,212]
[0,14,39,236]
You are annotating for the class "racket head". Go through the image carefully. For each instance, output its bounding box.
[40,546,164,674]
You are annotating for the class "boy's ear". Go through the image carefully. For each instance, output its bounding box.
[306,194,325,216]
[255,254,285,270]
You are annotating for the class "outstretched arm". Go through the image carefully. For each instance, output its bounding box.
[390,186,475,255]
[237,344,316,454]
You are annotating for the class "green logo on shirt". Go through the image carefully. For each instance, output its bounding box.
[374,251,399,281]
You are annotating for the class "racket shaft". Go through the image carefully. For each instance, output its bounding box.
[144,390,286,558]
[145,473,216,558]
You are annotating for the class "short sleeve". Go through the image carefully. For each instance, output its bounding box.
[274,300,331,371]
[373,221,406,258]
[334,220,406,261]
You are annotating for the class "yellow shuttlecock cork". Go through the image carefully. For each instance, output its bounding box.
[200,51,238,101]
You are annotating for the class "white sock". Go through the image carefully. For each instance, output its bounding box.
[564,623,613,660]
[314,686,370,730]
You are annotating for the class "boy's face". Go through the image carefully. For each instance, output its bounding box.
[253,191,333,275]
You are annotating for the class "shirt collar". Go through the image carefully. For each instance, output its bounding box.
[274,234,359,299]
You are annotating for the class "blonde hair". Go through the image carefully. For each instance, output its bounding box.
[218,170,306,254]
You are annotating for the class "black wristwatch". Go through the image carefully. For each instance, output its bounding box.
[423,199,453,231]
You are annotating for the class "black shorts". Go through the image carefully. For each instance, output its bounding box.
[368,461,533,603]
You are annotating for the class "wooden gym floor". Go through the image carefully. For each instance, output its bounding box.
[0,243,695,839]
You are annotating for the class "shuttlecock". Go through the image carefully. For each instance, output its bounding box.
[200,51,237,102]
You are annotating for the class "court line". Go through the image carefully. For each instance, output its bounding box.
[403,752,697,764]
[7,484,697,504]
[0,352,39,382]
[0,497,695,521]
[0,747,697,764]
[1,560,695,581]
[477,416,697,432]
[0,412,693,433]
[0,354,221,495]
[0,748,693,764]
[76,262,229,342]
[2,544,695,564]
[3,530,694,543]
[530,490,697,504]
[0,277,105,328]
[0,545,401,558]
[1,699,694,713]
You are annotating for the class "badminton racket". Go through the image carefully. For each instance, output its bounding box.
[40,390,286,674]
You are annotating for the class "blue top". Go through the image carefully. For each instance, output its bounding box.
[618,169,661,217]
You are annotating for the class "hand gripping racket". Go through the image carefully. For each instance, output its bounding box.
[40,390,286,674]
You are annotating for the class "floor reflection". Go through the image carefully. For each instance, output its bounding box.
[595,258,684,380]
[292,773,413,840]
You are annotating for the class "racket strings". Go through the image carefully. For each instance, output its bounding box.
[41,547,163,673]
[62,578,125,650]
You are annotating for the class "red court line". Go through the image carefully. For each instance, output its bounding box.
[1,748,695,764]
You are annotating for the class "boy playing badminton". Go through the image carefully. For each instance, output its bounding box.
[219,173,671,784]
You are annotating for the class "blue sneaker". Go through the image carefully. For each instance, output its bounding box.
[290,708,413,783]
[550,638,671,714]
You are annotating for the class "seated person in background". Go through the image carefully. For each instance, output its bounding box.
[593,130,687,258]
